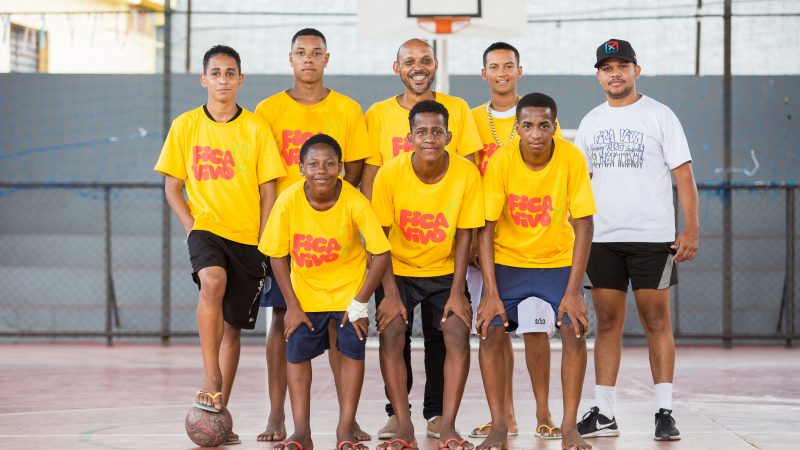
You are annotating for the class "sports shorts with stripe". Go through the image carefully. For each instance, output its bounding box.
[584,242,678,292]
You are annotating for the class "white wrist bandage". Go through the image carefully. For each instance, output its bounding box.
[346,299,369,322]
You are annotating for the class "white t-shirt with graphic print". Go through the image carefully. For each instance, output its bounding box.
[575,94,692,243]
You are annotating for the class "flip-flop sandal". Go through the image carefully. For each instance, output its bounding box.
[193,390,223,413]
[354,424,373,442]
[534,424,562,440]
[377,437,415,450]
[439,438,473,450]
[468,423,518,438]
[468,423,492,438]
[275,440,305,450]
[336,440,369,450]
[225,435,242,445]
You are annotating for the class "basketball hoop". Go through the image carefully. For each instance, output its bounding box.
[416,16,471,35]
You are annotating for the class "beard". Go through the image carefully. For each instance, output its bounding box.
[402,73,435,95]
[605,81,634,100]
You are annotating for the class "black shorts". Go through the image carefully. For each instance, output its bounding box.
[187,230,268,329]
[584,242,677,292]
[376,274,467,332]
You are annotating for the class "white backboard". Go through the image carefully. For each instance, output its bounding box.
[358,0,526,39]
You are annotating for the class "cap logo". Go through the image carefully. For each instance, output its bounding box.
[604,41,619,54]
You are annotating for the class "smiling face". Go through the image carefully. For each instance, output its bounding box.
[299,143,342,192]
[595,57,641,102]
[200,54,243,102]
[408,111,452,163]
[394,40,437,95]
[516,106,556,160]
[482,49,521,96]
[289,35,329,84]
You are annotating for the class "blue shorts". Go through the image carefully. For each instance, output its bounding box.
[259,274,286,308]
[492,265,580,329]
[286,311,366,363]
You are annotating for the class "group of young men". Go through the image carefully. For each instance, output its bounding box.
[155,28,699,450]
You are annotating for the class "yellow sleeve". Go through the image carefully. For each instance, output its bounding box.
[370,166,394,227]
[355,200,392,255]
[257,125,288,184]
[343,105,372,162]
[364,107,384,167]
[482,157,506,222]
[567,149,596,219]
[456,163,486,229]
[258,194,291,257]
[454,101,483,158]
[154,118,187,180]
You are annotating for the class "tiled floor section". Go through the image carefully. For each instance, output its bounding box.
[0,343,797,449]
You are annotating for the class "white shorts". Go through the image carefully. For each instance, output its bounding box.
[467,265,555,337]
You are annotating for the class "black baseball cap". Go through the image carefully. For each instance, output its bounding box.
[594,39,637,68]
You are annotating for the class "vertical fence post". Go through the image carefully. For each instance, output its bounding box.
[673,187,681,335]
[104,186,113,347]
[787,187,796,348]
[161,0,173,347]
[721,0,733,349]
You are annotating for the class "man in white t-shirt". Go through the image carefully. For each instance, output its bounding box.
[574,39,699,442]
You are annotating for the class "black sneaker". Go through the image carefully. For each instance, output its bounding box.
[577,406,620,437]
[654,408,681,441]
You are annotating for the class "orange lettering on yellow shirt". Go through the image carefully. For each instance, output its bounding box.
[508,194,553,228]
[280,130,318,166]
[191,145,235,180]
[398,209,449,244]
[292,233,341,267]
[477,143,498,176]
[391,136,414,157]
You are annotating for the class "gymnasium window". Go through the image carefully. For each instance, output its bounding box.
[10,23,48,73]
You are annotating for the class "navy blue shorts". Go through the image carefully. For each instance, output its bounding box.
[259,273,286,308]
[492,265,579,328]
[286,311,366,363]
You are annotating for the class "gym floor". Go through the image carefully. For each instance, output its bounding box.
[0,343,797,450]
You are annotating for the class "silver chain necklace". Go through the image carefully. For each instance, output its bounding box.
[487,101,518,147]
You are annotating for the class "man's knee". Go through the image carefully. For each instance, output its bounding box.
[380,319,407,350]
[198,268,226,298]
[641,308,672,335]
[479,326,506,352]
[560,324,588,351]
[223,321,241,339]
[442,318,469,349]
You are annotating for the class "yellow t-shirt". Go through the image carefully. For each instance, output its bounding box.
[254,90,371,193]
[471,101,562,177]
[483,138,596,268]
[259,181,391,312]
[154,106,286,245]
[365,92,483,167]
[371,152,485,277]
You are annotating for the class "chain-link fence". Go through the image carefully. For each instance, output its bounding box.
[0,182,796,345]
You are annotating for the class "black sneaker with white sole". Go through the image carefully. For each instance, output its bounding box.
[654,408,681,441]
[577,406,620,437]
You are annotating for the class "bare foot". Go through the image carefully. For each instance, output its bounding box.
[475,429,507,450]
[377,435,418,450]
[535,422,561,439]
[470,422,518,438]
[439,436,475,450]
[225,430,242,445]
[353,421,372,441]
[273,433,313,450]
[258,421,287,442]
[194,389,223,411]
[561,428,591,450]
